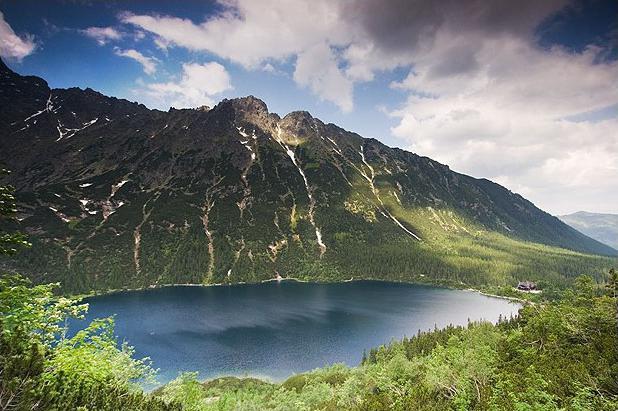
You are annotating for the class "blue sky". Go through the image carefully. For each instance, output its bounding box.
[1,0,617,214]
[0,0,409,143]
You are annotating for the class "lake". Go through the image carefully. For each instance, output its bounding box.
[71,281,520,386]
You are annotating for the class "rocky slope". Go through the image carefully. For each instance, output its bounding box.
[0,59,615,292]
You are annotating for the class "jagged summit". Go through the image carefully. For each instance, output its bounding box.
[213,97,325,131]
[282,110,318,125]
[218,95,269,114]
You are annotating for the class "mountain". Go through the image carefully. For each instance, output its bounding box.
[0,59,615,293]
[559,211,618,251]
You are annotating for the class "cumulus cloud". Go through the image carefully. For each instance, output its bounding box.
[293,43,353,112]
[119,2,354,110]
[114,48,158,75]
[0,11,36,60]
[385,13,618,214]
[144,62,232,108]
[119,0,618,213]
[81,26,122,45]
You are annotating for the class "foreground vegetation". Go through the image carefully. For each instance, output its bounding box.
[160,274,618,410]
[1,173,617,409]
[1,272,616,410]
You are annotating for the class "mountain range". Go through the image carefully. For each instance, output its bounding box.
[559,211,618,251]
[0,58,615,293]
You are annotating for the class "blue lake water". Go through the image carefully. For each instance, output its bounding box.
[71,281,520,386]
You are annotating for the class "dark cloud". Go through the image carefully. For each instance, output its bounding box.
[427,44,479,79]
[342,0,444,53]
[343,0,569,53]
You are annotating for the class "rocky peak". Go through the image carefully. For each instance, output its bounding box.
[279,110,324,141]
[219,96,269,116]
[209,95,275,131]
[282,110,315,125]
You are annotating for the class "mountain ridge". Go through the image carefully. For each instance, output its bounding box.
[0,59,615,293]
[559,211,618,251]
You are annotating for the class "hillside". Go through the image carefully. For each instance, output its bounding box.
[559,211,618,251]
[0,58,615,293]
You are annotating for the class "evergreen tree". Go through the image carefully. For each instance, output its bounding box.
[606,267,617,298]
[0,168,29,254]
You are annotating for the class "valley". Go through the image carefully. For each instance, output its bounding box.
[1,1,617,409]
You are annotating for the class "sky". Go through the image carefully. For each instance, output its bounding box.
[1,0,617,215]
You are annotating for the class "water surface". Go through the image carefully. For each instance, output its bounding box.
[72,281,519,385]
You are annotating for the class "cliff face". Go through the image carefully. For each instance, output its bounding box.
[0,60,614,292]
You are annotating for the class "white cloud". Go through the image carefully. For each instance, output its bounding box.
[120,2,349,67]
[389,33,618,214]
[261,62,287,76]
[293,43,353,112]
[144,62,232,109]
[119,0,618,213]
[114,48,158,75]
[81,26,122,45]
[119,2,354,111]
[0,11,36,60]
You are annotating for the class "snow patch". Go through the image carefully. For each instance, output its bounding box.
[48,206,70,223]
[236,127,249,138]
[393,191,402,205]
[56,118,98,142]
[360,144,420,241]
[275,125,326,256]
[22,93,52,123]
[111,180,129,198]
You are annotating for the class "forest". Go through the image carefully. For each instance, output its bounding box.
[1,172,617,410]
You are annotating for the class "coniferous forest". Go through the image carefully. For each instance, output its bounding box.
[1,178,617,410]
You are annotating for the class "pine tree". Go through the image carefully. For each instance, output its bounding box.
[606,268,617,299]
[0,168,29,254]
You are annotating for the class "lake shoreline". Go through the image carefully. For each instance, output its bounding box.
[73,279,522,392]
[72,276,529,305]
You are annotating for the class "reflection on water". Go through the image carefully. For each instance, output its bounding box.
[71,281,520,385]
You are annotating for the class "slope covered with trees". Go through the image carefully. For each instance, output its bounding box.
[0,174,176,410]
[0,58,615,293]
[2,172,617,409]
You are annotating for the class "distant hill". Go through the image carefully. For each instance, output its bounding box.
[0,58,615,293]
[559,212,618,251]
